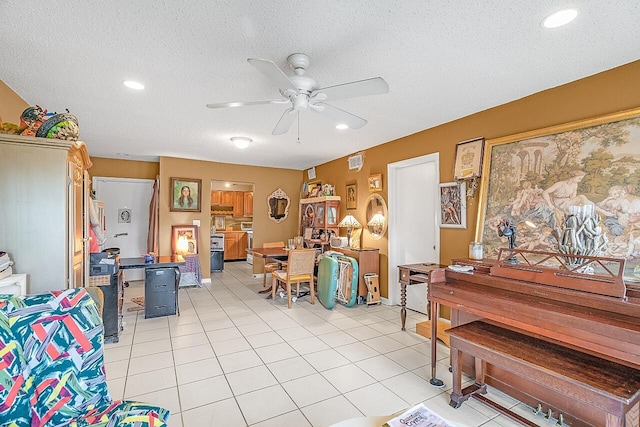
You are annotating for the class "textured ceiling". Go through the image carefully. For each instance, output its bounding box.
[1,1,639,170]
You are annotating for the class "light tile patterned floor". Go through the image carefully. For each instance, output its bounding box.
[104,261,549,427]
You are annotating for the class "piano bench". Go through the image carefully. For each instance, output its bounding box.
[447,321,640,427]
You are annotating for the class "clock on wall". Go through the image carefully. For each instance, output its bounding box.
[118,208,131,223]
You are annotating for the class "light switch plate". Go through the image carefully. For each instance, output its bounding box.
[193,219,200,226]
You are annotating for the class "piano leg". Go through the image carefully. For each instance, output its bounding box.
[400,282,407,331]
[429,300,444,388]
[450,346,464,408]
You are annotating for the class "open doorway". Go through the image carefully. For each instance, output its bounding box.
[210,181,254,269]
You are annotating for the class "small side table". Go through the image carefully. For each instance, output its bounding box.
[0,273,27,296]
[397,263,443,330]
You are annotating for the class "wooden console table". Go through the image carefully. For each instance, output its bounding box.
[332,247,379,297]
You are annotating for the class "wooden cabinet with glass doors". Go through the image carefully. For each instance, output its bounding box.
[299,196,340,250]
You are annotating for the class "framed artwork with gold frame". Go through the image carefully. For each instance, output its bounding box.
[475,108,640,262]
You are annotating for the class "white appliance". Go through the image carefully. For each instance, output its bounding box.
[241,223,254,264]
[210,233,224,271]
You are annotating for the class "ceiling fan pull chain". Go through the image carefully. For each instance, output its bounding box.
[297,112,301,144]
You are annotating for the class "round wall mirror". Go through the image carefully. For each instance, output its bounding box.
[267,188,290,223]
[365,193,387,239]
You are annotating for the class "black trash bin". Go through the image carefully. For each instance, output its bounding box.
[210,250,224,271]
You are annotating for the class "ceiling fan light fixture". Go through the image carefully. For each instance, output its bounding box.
[231,136,252,149]
[122,80,145,90]
[542,9,577,28]
[336,124,349,130]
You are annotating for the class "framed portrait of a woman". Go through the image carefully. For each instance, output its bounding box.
[170,177,202,212]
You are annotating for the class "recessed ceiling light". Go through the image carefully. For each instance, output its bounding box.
[542,9,577,28]
[123,80,145,90]
[231,136,252,149]
[336,124,349,130]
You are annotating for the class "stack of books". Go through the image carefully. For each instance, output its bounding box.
[0,251,14,280]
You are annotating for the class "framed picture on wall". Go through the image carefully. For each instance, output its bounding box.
[213,216,225,231]
[346,183,357,210]
[439,182,466,229]
[170,177,202,212]
[475,108,640,259]
[453,137,485,180]
[368,173,382,191]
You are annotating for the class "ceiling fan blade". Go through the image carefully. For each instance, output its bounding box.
[206,99,287,109]
[313,102,367,129]
[248,58,298,92]
[313,77,389,102]
[272,108,297,135]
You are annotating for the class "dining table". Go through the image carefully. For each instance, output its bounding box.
[248,247,289,296]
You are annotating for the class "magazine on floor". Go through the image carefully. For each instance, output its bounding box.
[383,403,454,427]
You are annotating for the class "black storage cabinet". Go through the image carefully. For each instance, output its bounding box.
[144,267,180,319]
[99,272,121,343]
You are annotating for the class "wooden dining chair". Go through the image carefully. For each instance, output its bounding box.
[262,241,287,288]
[272,248,316,309]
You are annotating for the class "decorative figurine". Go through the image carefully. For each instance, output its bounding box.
[498,218,518,262]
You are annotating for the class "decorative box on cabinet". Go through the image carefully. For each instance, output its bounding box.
[0,134,91,293]
[300,196,340,249]
[332,247,379,297]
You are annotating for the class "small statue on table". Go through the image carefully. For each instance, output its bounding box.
[498,218,518,262]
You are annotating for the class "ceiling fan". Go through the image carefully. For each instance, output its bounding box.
[206,53,389,135]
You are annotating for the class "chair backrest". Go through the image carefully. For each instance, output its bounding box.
[286,248,316,277]
[263,241,285,248]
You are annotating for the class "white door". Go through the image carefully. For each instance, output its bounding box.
[93,177,154,281]
[388,153,439,313]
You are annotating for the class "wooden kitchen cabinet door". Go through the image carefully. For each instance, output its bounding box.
[233,192,244,216]
[221,191,234,206]
[211,190,222,205]
[239,233,248,259]
[243,191,253,216]
[224,233,240,260]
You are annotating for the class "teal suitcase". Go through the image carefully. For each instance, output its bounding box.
[317,255,339,309]
[317,254,359,309]
[332,254,358,307]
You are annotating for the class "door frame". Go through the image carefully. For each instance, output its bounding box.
[387,153,440,306]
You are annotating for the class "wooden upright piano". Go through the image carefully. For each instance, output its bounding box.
[428,250,640,426]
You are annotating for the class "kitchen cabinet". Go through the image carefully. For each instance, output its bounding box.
[239,233,248,259]
[243,191,253,216]
[222,231,247,260]
[300,196,341,250]
[233,191,244,217]
[221,191,234,206]
[211,190,221,205]
[0,134,92,293]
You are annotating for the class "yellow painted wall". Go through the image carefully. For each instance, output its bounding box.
[0,80,28,123]
[158,156,303,278]
[313,60,640,297]
[90,157,159,181]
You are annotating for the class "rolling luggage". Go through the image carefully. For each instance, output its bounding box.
[317,254,358,309]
